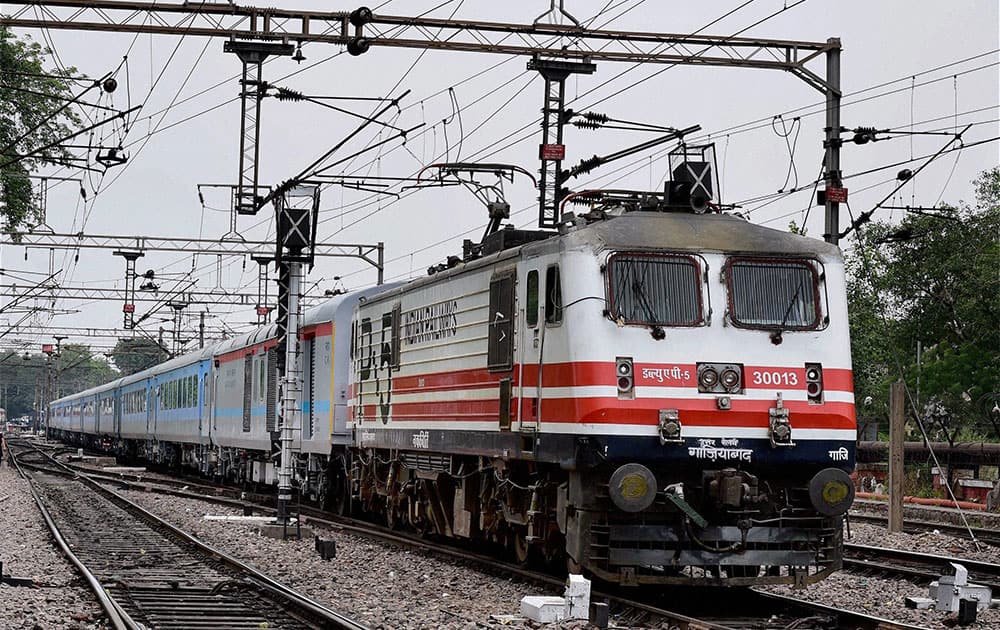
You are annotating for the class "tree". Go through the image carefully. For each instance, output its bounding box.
[0,26,80,235]
[846,167,1000,442]
[0,346,116,417]
[112,337,170,376]
[55,343,117,396]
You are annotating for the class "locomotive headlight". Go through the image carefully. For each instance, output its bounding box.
[808,467,855,517]
[699,368,719,389]
[720,368,741,391]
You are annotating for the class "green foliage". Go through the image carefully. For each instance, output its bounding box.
[0,346,115,417]
[787,219,807,236]
[112,337,170,376]
[846,167,1000,442]
[0,26,80,235]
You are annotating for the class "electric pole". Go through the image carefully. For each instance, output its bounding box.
[273,184,320,534]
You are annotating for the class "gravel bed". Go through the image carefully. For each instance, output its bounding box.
[852,499,1000,530]
[116,488,664,629]
[847,521,1000,565]
[759,519,1000,630]
[118,485,1000,629]
[0,460,107,630]
[764,572,1000,630]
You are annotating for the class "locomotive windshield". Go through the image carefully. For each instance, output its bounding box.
[606,252,702,326]
[727,258,820,329]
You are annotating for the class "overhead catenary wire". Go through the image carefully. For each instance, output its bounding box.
[84,0,645,286]
[21,6,992,340]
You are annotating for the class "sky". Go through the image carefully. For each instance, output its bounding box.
[1,0,998,360]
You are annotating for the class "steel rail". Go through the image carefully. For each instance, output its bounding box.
[849,510,1000,546]
[749,591,931,630]
[6,443,139,630]
[9,440,370,630]
[61,456,933,630]
[844,543,1000,590]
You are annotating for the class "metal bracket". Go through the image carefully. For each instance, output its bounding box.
[658,409,683,444]
[769,393,795,447]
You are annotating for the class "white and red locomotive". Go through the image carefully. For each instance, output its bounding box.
[50,201,856,587]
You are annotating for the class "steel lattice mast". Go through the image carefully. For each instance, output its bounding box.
[1,1,844,242]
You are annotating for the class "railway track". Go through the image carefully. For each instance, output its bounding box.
[844,542,1000,591]
[40,444,932,630]
[849,511,1000,547]
[8,440,368,630]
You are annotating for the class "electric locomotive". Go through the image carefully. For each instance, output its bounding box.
[345,194,856,586]
[48,155,856,588]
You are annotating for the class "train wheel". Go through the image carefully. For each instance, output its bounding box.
[512,529,530,565]
[328,455,352,516]
[541,528,565,570]
[385,497,401,530]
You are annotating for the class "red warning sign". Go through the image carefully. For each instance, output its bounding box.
[825,186,848,203]
[539,144,565,160]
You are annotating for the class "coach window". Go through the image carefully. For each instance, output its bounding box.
[545,266,562,325]
[526,270,539,328]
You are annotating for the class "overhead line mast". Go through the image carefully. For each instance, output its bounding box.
[2,1,844,242]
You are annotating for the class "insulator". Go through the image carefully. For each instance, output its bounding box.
[275,87,304,101]
[575,156,602,175]
[573,120,602,130]
[582,111,610,123]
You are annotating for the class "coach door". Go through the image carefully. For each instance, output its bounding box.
[487,270,516,431]
[114,392,122,436]
[149,379,157,435]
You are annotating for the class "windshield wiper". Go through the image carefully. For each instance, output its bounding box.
[770,279,804,345]
[629,263,666,340]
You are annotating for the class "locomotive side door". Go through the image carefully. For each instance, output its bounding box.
[487,269,516,431]
[517,261,563,433]
[517,265,541,433]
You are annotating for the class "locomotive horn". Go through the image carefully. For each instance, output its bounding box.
[690,193,708,214]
